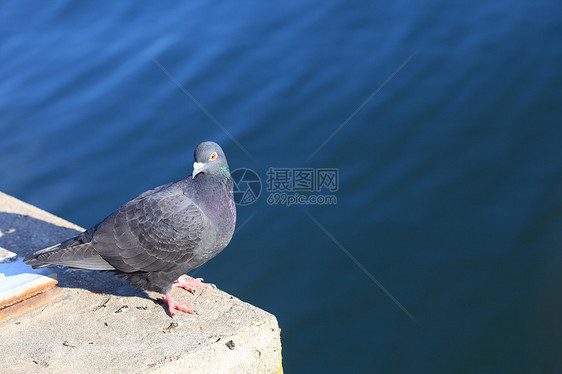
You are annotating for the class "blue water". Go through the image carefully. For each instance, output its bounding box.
[1,1,562,372]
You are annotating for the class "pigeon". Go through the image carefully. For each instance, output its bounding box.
[24,141,236,316]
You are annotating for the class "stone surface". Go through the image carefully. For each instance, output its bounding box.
[0,192,282,373]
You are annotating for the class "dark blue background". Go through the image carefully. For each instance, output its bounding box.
[1,1,562,372]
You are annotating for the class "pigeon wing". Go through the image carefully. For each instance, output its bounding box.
[91,183,213,273]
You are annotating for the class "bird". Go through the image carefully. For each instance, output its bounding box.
[24,141,236,317]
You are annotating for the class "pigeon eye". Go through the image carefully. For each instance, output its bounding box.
[209,152,217,161]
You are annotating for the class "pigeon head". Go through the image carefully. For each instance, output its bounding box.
[192,141,230,179]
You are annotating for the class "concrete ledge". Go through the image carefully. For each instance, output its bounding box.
[0,192,282,373]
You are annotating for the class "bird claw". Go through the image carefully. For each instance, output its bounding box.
[164,277,214,316]
[174,304,196,314]
[162,292,195,317]
[173,276,215,294]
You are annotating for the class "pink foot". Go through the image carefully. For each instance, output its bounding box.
[172,276,214,294]
[162,292,196,317]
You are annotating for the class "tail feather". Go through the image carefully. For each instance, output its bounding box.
[24,242,116,271]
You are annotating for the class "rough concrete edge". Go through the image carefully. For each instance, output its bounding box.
[154,315,283,374]
[0,191,284,373]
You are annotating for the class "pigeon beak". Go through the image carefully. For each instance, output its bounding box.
[192,162,205,178]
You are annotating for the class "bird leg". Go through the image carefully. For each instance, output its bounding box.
[172,275,215,294]
[162,292,196,317]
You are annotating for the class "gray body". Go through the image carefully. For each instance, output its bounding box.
[24,142,236,294]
